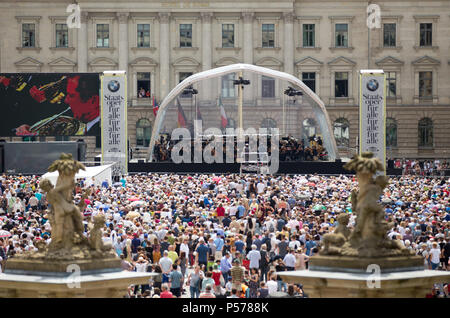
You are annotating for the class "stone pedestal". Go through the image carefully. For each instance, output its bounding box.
[0,269,156,298]
[1,257,157,298]
[278,269,450,298]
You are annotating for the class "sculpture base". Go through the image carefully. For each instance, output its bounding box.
[278,269,450,298]
[309,255,424,273]
[0,269,157,298]
[4,257,122,275]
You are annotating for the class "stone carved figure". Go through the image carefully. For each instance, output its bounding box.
[320,152,413,258]
[89,214,109,253]
[18,153,115,261]
[321,213,350,255]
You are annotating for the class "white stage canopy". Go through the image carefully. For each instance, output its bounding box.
[147,63,339,161]
[41,164,113,187]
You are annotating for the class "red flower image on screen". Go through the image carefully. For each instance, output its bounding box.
[65,75,99,123]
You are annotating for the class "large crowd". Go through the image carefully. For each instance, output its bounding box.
[0,172,449,298]
[153,134,328,163]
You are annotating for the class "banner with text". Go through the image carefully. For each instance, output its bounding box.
[359,70,386,172]
[101,73,127,176]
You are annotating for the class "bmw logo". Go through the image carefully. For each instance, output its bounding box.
[108,80,120,92]
[366,79,379,92]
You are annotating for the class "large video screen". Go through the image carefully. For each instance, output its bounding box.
[0,73,100,136]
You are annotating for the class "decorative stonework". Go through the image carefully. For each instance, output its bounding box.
[116,12,130,24]
[242,12,254,24]
[158,12,170,24]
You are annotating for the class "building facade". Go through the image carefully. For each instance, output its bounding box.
[0,0,449,160]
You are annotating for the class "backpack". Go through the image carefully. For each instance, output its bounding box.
[269,223,275,233]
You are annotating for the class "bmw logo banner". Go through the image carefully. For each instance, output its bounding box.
[101,71,128,176]
[359,70,386,174]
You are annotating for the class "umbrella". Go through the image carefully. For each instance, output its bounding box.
[128,197,140,202]
[130,201,145,207]
[84,199,91,205]
[307,182,316,187]
[0,230,11,238]
[212,177,221,183]
[113,182,122,187]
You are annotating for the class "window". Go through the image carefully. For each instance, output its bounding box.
[303,24,315,47]
[262,76,275,98]
[55,136,70,141]
[302,72,316,93]
[383,23,396,47]
[386,118,397,148]
[333,118,349,148]
[419,71,432,98]
[386,72,397,98]
[136,119,152,147]
[96,24,109,48]
[303,118,316,139]
[180,24,192,47]
[222,24,234,48]
[137,24,150,48]
[55,23,68,48]
[335,72,348,98]
[261,118,277,129]
[179,72,193,98]
[137,72,151,98]
[22,23,35,47]
[335,23,348,48]
[418,118,433,147]
[262,24,275,48]
[419,23,432,47]
[221,74,235,98]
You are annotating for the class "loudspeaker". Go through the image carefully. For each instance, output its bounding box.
[388,160,394,169]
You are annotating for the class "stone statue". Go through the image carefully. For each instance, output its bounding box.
[320,152,413,258]
[321,213,350,255]
[14,153,116,261]
[89,214,110,253]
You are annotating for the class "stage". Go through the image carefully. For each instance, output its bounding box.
[128,161,404,175]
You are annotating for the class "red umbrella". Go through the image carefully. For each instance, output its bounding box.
[128,197,140,202]
[307,182,316,187]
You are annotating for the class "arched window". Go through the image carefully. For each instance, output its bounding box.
[333,118,349,148]
[136,118,152,147]
[261,118,277,129]
[303,118,316,139]
[418,118,433,148]
[386,117,397,148]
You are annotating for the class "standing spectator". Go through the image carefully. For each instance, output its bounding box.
[169,264,183,298]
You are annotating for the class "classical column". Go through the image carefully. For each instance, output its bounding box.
[242,12,254,103]
[201,12,213,103]
[283,12,295,75]
[159,12,170,100]
[77,11,89,72]
[117,13,129,72]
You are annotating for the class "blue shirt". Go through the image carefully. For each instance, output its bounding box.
[305,240,317,256]
[196,244,209,263]
[220,256,232,273]
[235,240,245,253]
[237,206,245,218]
[169,270,183,289]
[214,237,224,251]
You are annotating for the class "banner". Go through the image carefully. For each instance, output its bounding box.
[101,72,127,176]
[359,70,386,172]
[0,73,100,136]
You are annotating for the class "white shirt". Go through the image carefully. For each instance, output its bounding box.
[430,248,441,264]
[135,262,148,272]
[283,253,296,268]
[267,280,278,295]
[247,250,261,268]
[159,256,173,273]
[180,243,190,260]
